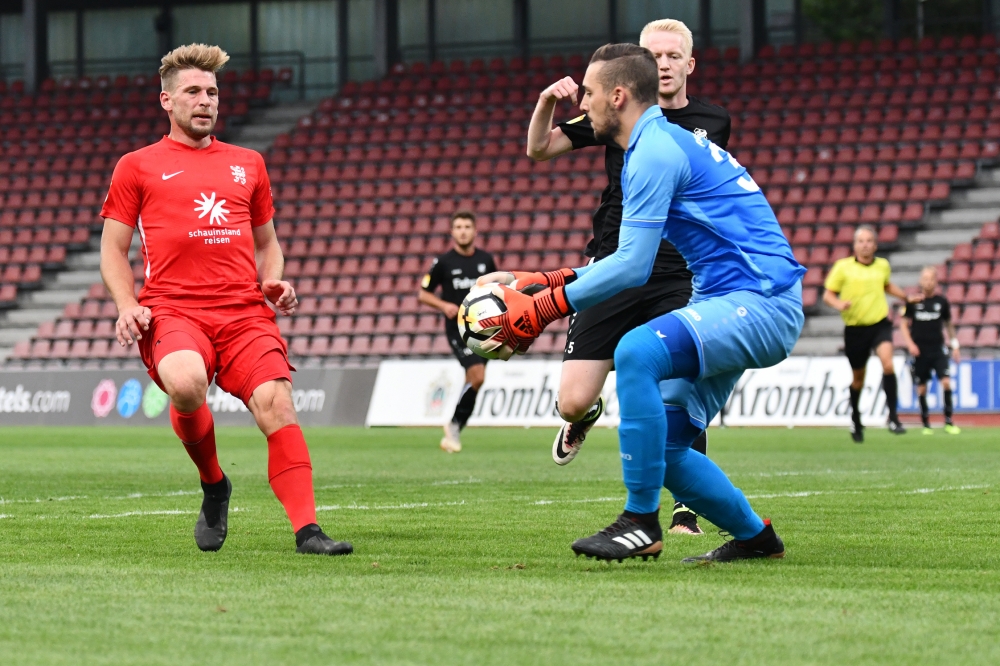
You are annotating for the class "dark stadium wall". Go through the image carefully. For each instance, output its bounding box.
[0,0,831,95]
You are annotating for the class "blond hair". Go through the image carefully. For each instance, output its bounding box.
[159,43,230,91]
[854,225,877,242]
[639,19,694,58]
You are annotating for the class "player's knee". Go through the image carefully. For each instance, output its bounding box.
[558,394,595,422]
[614,327,655,379]
[166,374,208,411]
[940,377,951,391]
[271,396,298,429]
[467,365,486,390]
[251,381,298,430]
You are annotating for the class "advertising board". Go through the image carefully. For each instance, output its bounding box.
[0,368,377,426]
[366,357,999,428]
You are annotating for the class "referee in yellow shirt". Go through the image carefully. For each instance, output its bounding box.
[823,226,919,442]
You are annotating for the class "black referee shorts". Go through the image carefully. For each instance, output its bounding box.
[910,347,950,385]
[843,318,894,370]
[445,322,488,370]
[562,276,692,362]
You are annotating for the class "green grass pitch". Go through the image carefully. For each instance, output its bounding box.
[1,425,999,665]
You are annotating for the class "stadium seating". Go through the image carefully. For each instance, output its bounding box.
[7,36,1000,363]
[911,219,1000,353]
[0,70,284,364]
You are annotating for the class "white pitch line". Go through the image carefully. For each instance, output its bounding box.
[105,490,200,500]
[1,484,991,520]
[903,484,990,494]
[316,500,468,511]
[0,495,88,505]
[86,507,246,520]
[533,497,624,505]
[88,510,194,519]
[746,490,862,499]
[431,478,482,486]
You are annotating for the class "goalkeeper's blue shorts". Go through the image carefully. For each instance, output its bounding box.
[651,280,804,428]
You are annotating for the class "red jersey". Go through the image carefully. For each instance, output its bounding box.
[101,136,275,309]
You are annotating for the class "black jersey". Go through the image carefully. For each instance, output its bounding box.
[904,295,952,349]
[557,96,731,279]
[421,247,497,307]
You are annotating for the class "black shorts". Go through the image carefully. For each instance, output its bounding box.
[843,318,893,370]
[562,276,692,361]
[445,323,488,370]
[910,347,949,384]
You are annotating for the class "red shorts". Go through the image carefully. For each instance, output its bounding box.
[138,302,294,404]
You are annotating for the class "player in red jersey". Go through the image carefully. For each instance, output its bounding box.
[99,44,351,556]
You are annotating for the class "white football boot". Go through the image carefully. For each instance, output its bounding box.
[552,397,604,465]
[440,422,462,453]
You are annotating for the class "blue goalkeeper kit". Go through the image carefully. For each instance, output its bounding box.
[564,105,806,538]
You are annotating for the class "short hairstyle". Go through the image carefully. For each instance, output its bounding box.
[589,43,659,106]
[921,265,938,276]
[159,43,230,91]
[639,18,694,58]
[854,225,876,241]
[452,210,476,225]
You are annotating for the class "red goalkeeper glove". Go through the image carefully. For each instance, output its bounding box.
[510,267,577,290]
[479,283,575,359]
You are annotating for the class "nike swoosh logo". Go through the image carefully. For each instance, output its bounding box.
[162,171,183,180]
[655,330,666,338]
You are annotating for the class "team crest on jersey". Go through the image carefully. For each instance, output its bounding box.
[478,263,486,273]
[194,192,230,225]
[230,165,246,184]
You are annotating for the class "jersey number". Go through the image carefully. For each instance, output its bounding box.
[708,143,760,192]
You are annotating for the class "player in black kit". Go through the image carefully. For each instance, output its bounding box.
[522,18,729,535]
[899,266,962,435]
[419,211,498,453]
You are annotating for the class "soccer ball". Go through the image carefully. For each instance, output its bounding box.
[458,284,506,359]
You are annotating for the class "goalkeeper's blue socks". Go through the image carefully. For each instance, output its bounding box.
[614,321,765,541]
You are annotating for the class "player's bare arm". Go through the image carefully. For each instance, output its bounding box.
[946,320,961,362]
[252,220,298,316]
[886,282,922,303]
[418,287,459,320]
[899,316,921,357]
[822,288,851,312]
[100,217,151,346]
[526,77,577,160]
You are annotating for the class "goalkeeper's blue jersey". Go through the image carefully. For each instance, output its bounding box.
[621,105,805,300]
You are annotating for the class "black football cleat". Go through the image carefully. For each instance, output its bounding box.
[850,419,864,443]
[295,523,354,556]
[571,511,663,562]
[681,519,785,564]
[887,418,906,435]
[668,502,704,535]
[195,474,231,552]
[552,397,605,465]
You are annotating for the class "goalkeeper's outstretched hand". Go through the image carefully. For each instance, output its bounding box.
[476,267,577,290]
[478,283,574,360]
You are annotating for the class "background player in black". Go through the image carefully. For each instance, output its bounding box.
[522,18,728,535]
[899,266,962,435]
[419,211,498,453]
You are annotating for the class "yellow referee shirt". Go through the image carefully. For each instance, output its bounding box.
[824,256,891,326]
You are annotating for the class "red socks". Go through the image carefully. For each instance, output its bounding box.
[170,403,224,484]
[267,424,318,532]
[170,409,316,532]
